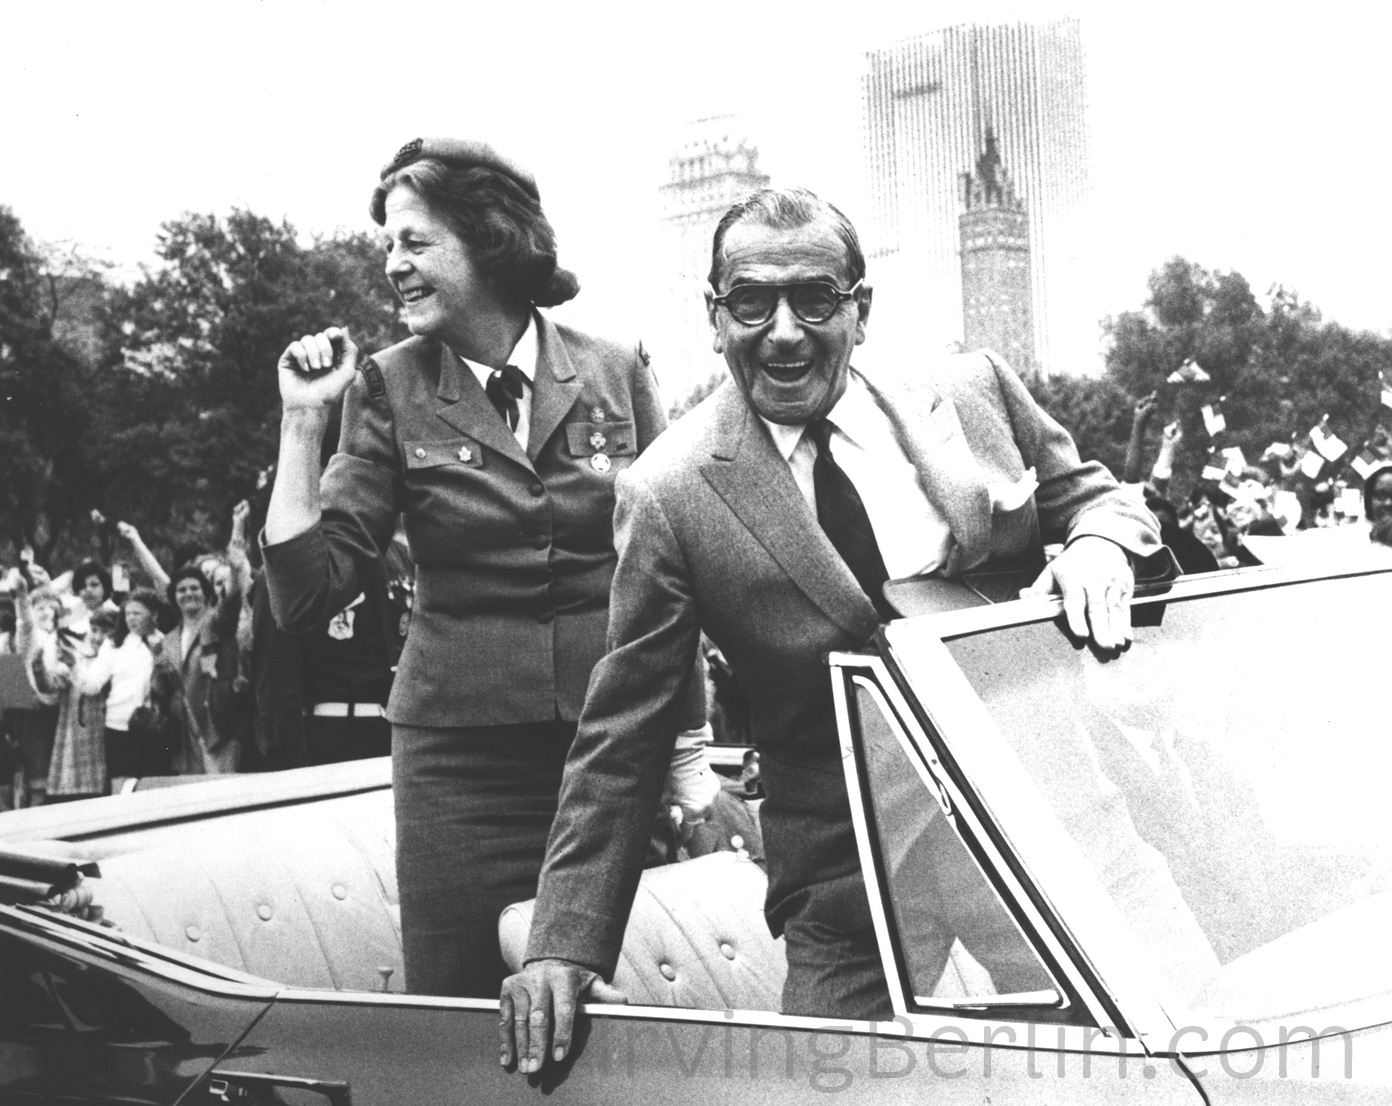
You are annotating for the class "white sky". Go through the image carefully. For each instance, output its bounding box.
[5,0,1389,391]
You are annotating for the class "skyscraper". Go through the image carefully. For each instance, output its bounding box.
[861,19,1089,375]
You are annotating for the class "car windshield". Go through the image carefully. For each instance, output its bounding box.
[894,570,1392,1025]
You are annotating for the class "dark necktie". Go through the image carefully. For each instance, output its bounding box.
[807,419,893,620]
[485,365,527,431]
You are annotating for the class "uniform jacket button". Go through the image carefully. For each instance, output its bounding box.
[528,482,544,497]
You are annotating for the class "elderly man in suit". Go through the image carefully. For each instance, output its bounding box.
[500,187,1169,1071]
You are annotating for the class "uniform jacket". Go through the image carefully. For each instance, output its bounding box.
[263,313,669,728]
[526,350,1168,976]
[156,594,244,775]
[248,561,404,770]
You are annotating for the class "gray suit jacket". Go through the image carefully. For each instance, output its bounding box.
[526,350,1164,976]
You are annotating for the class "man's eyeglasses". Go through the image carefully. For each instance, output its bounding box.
[711,280,863,326]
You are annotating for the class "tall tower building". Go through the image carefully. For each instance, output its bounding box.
[861,19,1089,375]
[656,117,771,400]
[959,127,1035,371]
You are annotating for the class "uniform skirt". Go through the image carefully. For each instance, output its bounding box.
[392,719,576,998]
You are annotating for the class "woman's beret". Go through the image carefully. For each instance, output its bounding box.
[380,137,540,202]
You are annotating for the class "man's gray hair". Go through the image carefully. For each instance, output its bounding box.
[707,187,866,290]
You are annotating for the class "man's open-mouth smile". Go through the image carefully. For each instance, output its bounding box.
[762,359,814,383]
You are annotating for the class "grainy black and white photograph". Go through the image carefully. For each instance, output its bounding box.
[2,1,1390,1101]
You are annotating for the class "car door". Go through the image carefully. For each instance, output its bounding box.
[865,563,1392,1105]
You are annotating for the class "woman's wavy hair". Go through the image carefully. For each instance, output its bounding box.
[370,160,580,308]
[166,564,215,610]
[72,560,112,602]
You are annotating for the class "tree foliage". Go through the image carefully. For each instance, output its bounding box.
[1030,256,1392,501]
[1,205,405,570]
[0,207,106,563]
[95,211,406,565]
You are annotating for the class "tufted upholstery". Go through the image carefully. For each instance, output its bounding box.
[500,852,787,1011]
[69,778,990,1007]
[89,788,405,992]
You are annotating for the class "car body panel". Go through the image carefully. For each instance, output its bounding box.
[208,994,1207,1105]
[0,907,274,1104]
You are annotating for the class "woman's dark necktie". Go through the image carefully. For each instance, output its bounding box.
[486,365,527,430]
[807,418,893,620]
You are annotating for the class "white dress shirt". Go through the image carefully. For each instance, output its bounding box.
[761,374,954,579]
[456,315,539,449]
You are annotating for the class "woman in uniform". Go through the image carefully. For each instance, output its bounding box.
[262,138,713,998]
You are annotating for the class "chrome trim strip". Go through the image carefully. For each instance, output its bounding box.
[264,986,1146,1054]
[831,662,911,1017]
[860,662,1117,1028]
[849,673,1076,1013]
[838,657,1117,1030]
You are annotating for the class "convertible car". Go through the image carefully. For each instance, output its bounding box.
[2,560,1390,1104]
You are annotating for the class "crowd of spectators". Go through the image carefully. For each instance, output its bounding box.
[1120,392,1392,571]
[0,498,415,809]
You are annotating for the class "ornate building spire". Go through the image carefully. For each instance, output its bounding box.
[959,128,1036,371]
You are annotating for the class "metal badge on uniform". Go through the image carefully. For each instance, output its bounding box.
[328,608,356,641]
[589,431,607,451]
[360,356,386,399]
[590,453,611,474]
[591,406,605,423]
[457,445,473,463]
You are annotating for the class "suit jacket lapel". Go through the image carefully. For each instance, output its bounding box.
[699,387,878,638]
[860,372,992,575]
[433,346,532,468]
[526,314,582,462]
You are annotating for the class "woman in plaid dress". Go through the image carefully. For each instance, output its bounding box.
[31,607,118,801]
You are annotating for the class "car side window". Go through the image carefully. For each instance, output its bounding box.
[845,674,1065,1014]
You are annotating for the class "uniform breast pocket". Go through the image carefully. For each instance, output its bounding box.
[402,437,486,475]
[565,421,637,476]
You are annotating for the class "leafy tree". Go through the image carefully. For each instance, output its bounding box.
[0,207,108,565]
[1032,256,1392,503]
[99,211,405,564]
